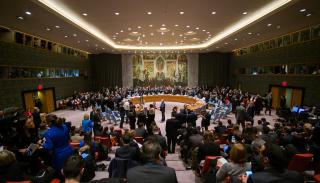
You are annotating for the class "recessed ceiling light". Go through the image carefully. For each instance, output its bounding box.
[276,25,281,29]
[73,34,77,37]
[300,8,306,12]
[147,12,152,15]
[242,12,248,15]
[17,16,24,20]
[195,27,199,30]
[46,27,51,31]
[161,32,164,35]
[112,37,116,40]
[179,11,184,15]
[179,34,183,37]
[224,42,228,44]
[211,11,216,14]
[202,29,206,32]
[160,43,163,45]
[162,24,165,27]
[142,34,145,37]
[25,11,31,15]
[150,33,154,36]
[120,30,123,32]
[115,32,119,35]
[174,24,179,27]
[114,12,119,15]
[186,25,190,28]
[85,39,89,42]
[306,13,312,16]
[206,32,210,34]
[102,48,105,50]
[138,26,141,29]
[64,35,68,38]
[160,27,167,30]
[128,27,131,30]
[55,25,60,28]
[149,24,153,27]
[172,32,175,36]
[216,46,219,48]
[234,38,238,41]
[77,40,81,43]
[95,44,98,47]
[82,13,88,16]
[257,33,260,36]
[267,23,272,26]
[248,32,252,35]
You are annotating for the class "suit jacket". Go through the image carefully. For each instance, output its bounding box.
[165,118,179,138]
[249,168,304,183]
[127,163,178,183]
[235,105,246,121]
[115,145,139,161]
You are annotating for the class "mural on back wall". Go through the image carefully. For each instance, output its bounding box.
[132,54,188,86]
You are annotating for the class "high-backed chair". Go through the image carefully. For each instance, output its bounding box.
[100,137,112,150]
[288,153,313,173]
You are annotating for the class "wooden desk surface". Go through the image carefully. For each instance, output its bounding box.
[130,95,206,111]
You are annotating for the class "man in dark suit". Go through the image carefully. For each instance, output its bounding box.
[127,140,178,183]
[165,112,179,153]
[160,99,166,122]
[145,126,168,157]
[242,143,304,183]
[236,102,246,129]
[115,135,139,161]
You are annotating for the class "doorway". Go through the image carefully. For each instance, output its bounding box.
[22,88,56,113]
[269,85,304,109]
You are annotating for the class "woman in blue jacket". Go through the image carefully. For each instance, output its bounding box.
[82,113,93,134]
[43,114,73,173]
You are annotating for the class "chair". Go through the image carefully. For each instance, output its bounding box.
[134,136,144,144]
[100,137,112,149]
[50,179,61,183]
[6,181,32,183]
[314,174,320,183]
[202,156,222,173]
[107,157,138,178]
[288,153,313,173]
[70,142,80,149]
[115,129,123,137]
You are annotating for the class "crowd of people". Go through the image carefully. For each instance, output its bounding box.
[0,86,319,183]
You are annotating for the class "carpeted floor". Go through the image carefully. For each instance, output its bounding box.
[51,102,279,182]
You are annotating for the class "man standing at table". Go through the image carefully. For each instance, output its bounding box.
[160,99,166,122]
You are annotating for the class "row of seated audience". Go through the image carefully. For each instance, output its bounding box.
[0,86,319,183]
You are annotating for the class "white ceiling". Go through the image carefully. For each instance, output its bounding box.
[0,0,319,53]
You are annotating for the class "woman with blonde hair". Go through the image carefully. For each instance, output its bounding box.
[216,143,251,182]
[82,113,93,134]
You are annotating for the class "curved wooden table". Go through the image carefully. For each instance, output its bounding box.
[130,95,206,111]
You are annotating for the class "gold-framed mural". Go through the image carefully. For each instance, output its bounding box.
[132,54,188,86]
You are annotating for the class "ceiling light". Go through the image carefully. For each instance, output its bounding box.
[160,43,163,45]
[46,27,51,31]
[224,42,228,44]
[242,12,248,15]
[120,30,123,32]
[85,39,89,42]
[306,13,311,16]
[175,24,179,27]
[142,34,145,37]
[112,37,116,39]
[257,33,260,36]
[160,27,167,30]
[73,34,77,37]
[17,16,24,20]
[37,0,292,51]
[172,32,175,36]
[102,48,105,50]
[82,13,87,16]
[234,38,238,41]
[162,24,165,27]
[150,33,154,36]
[64,35,68,38]
[267,23,272,26]
[147,12,152,15]
[95,44,98,47]
[114,12,119,15]
[248,32,252,35]
[128,27,131,30]
[161,32,164,35]
[276,25,281,29]
[25,11,31,15]
[149,24,153,27]
[202,29,206,32]
[179,11,184,15]
[211,11,216,14]
[299,8,306,12]
[186,25,190,28]
[216,46,219,48]
[55,25,60,28]
[206,32,210,34]
[179,34,183,37]
[195,27,199,30]
[138,26,141,29]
